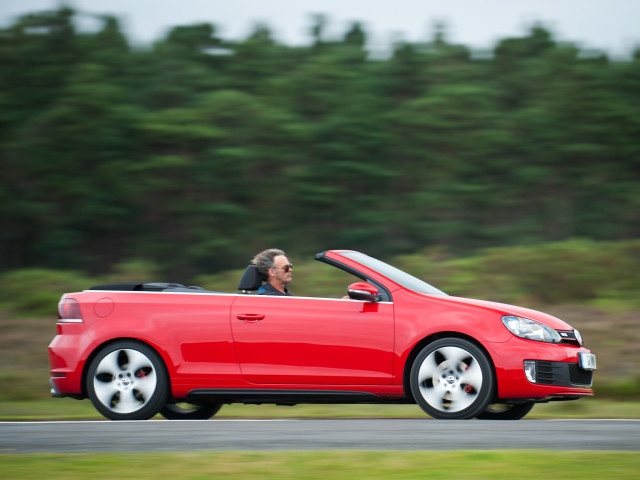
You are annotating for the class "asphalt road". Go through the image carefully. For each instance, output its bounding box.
[2,419,639,453]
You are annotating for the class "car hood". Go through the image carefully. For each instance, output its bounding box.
[425,294,575,331]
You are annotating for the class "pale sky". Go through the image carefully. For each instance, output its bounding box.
[1,0,638,58]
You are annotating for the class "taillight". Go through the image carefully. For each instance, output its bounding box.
[57,298,83,323]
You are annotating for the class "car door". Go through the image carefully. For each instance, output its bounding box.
[230,295,394,385]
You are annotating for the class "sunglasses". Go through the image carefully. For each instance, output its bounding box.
[274,263,293,273]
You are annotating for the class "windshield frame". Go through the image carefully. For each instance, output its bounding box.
[340,251,448,296]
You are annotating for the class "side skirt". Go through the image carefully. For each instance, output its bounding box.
[185,389,383,405]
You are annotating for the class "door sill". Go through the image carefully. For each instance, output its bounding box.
[186,388,381,405]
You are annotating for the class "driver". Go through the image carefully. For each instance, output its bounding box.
[251,248,293,296]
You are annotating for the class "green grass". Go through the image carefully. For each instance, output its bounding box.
[1,451,639,479]
[1,397,639,421]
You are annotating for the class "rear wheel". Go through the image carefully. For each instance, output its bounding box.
[477,402,535,420]
[86,341,168,420]
[160,402,222,420]
[410,338,494,419]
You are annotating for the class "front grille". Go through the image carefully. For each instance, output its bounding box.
[568,363,594,386]
[556,330,581,346]
[536,361,566,385]
[535,361,593,387]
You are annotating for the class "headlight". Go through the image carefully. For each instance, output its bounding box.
[501,315,562,343]
[574,329,583,346]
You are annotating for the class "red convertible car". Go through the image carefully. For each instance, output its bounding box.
[49,250,596,420]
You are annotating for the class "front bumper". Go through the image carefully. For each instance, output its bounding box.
[487,337,595,400]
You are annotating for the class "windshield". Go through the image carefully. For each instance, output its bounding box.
[341,251,447,296]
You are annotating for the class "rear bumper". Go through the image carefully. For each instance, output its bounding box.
[48,323,95,397]
[49,378,84,399]
[49,378,65,398]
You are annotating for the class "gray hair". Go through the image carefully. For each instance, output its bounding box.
[251,248,285,276]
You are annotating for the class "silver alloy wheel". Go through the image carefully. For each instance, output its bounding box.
[93,348,158,414]
[416,345,484,413]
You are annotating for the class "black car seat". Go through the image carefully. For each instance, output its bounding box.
[237,265,265,293]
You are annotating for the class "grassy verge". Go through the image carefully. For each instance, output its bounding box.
[1,451,639,479]
[1,397,639,421]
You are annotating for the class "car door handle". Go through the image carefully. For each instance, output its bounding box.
[236,313,265,322]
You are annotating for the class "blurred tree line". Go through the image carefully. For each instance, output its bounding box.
[1,8,639,277]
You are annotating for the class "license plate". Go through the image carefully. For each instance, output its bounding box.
[579,353,597,371]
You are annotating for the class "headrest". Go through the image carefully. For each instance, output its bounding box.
[237,265,264,291]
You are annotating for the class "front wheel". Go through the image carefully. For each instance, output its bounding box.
[86,341,169,420]
[160,402,222,420]
[477,402,535,420]
[410,338,494,419]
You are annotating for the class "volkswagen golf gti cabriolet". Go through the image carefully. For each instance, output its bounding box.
[49,249,596,420]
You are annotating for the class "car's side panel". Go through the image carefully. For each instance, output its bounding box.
[231,295,395,385]
[391,290,512,381]
[76,291,242,398]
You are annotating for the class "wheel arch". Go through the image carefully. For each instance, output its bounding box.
[80,337,172,399]
[402,331,498,402]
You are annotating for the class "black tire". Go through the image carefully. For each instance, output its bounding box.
[477,402,535,420]
[410,338,494,419]
[86,340,169,420]
[160,402,222,420]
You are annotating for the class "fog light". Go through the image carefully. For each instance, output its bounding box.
[524,360,536,383]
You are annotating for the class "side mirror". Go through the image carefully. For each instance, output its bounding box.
[347,282,381,302]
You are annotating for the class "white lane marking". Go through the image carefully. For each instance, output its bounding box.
[0,419,294,424]
[1,418,639,425]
